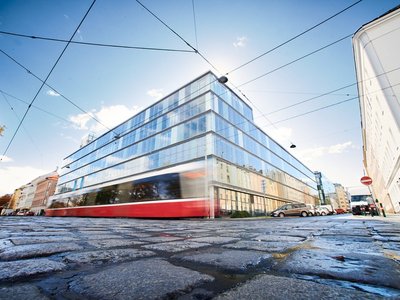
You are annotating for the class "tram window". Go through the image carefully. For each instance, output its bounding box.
[83,191,98,206]
[49,198,67,208]
[53,173,183,208]
[130,173,181,201]
[95,185,118,205]
[68,195,84,207]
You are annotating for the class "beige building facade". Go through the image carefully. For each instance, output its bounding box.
[334,184,350,212]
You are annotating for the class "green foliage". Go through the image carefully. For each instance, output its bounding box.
[230,211,251,218]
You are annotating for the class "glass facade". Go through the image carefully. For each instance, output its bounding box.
[53,71,318,215]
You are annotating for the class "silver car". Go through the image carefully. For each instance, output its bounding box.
[271,203,311,218]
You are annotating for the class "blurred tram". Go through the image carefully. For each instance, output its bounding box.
[46,162,214,218]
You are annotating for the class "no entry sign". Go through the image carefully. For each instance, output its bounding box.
[360,176,373,186]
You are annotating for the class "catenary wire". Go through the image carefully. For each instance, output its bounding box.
[258,65,400,118]
[0,90,44,162]
[0,1,383,193]
[0,0,97,163]
[4,0,393,176]
[7,30,397,174]
[0,30,195,53]
[135,0,224,76]
[0,48,116,137]
[0,89,77,126]
[192,0,199,50]
[226,0,363,75]
[238,33,353,87]
[270,82,400,125]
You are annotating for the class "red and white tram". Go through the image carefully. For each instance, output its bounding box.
[46,162,216,218]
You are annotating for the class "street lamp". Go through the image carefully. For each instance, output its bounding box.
[218,76,228,84]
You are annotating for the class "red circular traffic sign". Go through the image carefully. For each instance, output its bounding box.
[360,176,373,186]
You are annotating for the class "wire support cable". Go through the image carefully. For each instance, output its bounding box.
[238,33,353,87]
[226,0,363,75]
[270,81,400,125]
[260,65,400,118]
[0,48,117,137]
[0,30,195,53]
[0,0,97,162]
[0,89,76,126]
[0,91,44,159]
[135,0,223,75]
[192,0,199,49]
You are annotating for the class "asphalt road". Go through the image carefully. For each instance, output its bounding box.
[0,214,399,299]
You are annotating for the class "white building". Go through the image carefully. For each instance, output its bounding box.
[16,183,33,210]
[353,6,400,214]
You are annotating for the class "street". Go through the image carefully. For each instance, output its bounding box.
[0,214,399,299]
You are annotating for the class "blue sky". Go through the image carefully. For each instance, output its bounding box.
[1,0,398,195]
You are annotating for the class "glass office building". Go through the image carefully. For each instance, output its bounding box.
[48,72,319,218]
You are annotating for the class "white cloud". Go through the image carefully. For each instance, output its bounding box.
[69,104,141,135]
[297,141,354,162]
[147,89,163,99]
[233,36,248,48]
[328,141,353,154]
[69,112,93,130]
[0,166,49,195]
[46,90,60,97]
[0,155,13,163]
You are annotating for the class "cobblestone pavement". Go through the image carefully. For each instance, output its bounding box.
[0,214,400,299]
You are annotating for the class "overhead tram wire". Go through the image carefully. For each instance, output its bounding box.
[135,0,224,76]
[265,82,357,116]
[192,0,199,50]
[134,1,357,149]
[0,30,195,53]
[238,33,353,88]
[0,48,115,138]
[1,91,44,163]
[269,81,400,126]
[226,0,363,75]
[0,89,76,126]
[0,0,97,163]
[257,65,400,118]
[135,0,363,149]
[134,0,272,153]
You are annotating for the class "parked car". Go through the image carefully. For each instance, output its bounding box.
[335,208,346,214]
[306,204,317,216]
[315,206,330,216]
[271,203,311,217]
